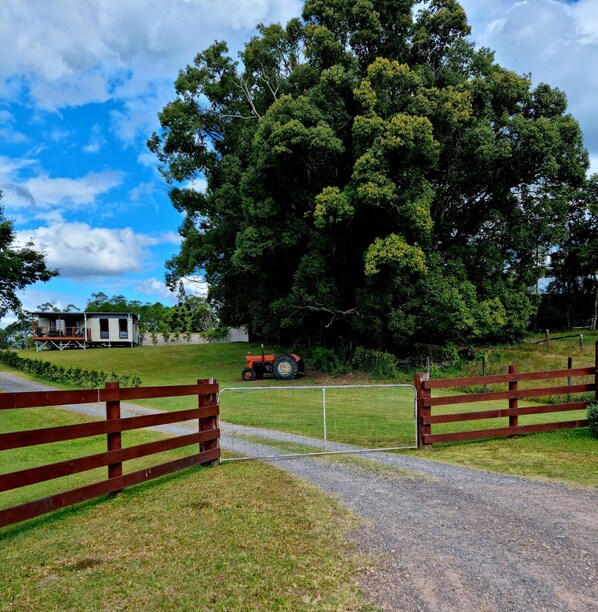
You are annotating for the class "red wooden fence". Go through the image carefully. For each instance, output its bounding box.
[0,379,220,528]
[415,343,597,448]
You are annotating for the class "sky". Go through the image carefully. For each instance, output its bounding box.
[1,0,597,325]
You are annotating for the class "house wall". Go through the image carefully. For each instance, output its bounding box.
[141,327,249,346]
[87,315,140,344]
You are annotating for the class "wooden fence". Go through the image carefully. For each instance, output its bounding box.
[0,379,220,528]
[415,344,597,447]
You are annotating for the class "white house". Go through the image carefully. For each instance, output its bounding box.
[31,312,141,351]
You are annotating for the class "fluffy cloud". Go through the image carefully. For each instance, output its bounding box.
[0,0,302,111]
[0,110,27,143]
[15,222,179,278]
[0,159,123,214]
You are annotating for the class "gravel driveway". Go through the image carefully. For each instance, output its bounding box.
[2,372,596,610]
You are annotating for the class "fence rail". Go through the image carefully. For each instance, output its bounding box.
[415,343,597,447]
[0,379,219,528]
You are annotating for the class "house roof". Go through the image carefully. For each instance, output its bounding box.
[31,311,140,320]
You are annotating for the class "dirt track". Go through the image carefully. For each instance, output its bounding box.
[2,372,597,610]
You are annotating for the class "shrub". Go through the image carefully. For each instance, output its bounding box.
[0,350,141,388]
[201,325,230,342]
[588,404,598,439]
[351,347,397,378]
[306,347,351,375]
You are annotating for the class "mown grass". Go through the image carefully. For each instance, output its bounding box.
[407,428,597,488]
[15,342,273,387]
[0,460,366,610]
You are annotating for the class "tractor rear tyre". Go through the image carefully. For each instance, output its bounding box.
[273,355,298,380]
[242,367,256,381]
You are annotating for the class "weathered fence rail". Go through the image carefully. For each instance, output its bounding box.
[0,379,219,528]
[414,344,597,447]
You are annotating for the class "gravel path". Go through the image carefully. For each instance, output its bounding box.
[2,372,597,610]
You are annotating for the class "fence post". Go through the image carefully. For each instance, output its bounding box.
[105,381,123,485]
[322,387,327,451]
[595,342,598,403]
[415,372,431,449]
[482,355,487,393]
[567,356,573,403]
[198,378,220,465]
[508,365,518,435]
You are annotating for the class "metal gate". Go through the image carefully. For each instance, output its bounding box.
[218,384,417,461]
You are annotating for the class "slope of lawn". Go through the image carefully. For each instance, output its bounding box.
[1,402,367,608]
[16,342,263,386]
[1,458,365,610]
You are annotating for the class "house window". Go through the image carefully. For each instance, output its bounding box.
[119,319,128,339]
[100,318,109,339]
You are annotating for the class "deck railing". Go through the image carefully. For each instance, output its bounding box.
[33,326,91,340]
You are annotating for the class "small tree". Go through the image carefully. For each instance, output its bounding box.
[0,194,57,318]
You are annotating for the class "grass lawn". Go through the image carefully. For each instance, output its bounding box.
[1,403,368,609]
[407,428,597,488]
[1,459,366,610]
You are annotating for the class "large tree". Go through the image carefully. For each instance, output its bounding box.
[0,194,57,319]
[150,0,589,350]
[547,175,598,329]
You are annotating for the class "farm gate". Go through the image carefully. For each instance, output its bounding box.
[218,384,417,460]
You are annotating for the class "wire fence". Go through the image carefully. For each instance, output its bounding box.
[218,384,417,460]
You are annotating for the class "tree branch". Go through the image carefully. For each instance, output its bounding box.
[293,302,359,327]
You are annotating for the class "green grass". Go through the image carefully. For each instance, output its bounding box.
[407,428,597,488]
[15,342,275,387]
[0,460,367,610]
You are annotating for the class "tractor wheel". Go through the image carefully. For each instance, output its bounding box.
[242,367,256,381]
[273,355,298,380]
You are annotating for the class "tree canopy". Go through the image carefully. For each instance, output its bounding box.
[150,0,590,350]
[0,194,57,319]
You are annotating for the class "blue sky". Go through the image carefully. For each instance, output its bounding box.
[1,0,597,325]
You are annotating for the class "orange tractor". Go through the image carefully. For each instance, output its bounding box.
[242,346,304,381]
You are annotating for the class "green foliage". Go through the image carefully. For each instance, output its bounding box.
[0,196,57,318]
[200,325,230,342]
[588,404,598,439]
[85,291,218,336]
[351,346,398,378]
[545,175,598,329]
[150,1,590,352]
[304,346,351,375]
[0,350,142,388]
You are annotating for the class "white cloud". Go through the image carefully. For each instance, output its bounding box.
[181,276,209,298]
[15,222,179,279]
[83,124,106,153]
[0,160,124,214]
[186,177,208,193]
[0,110,27,143]
[137,278,177,302]
[129,181,155,202]
[0,0,302,112]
